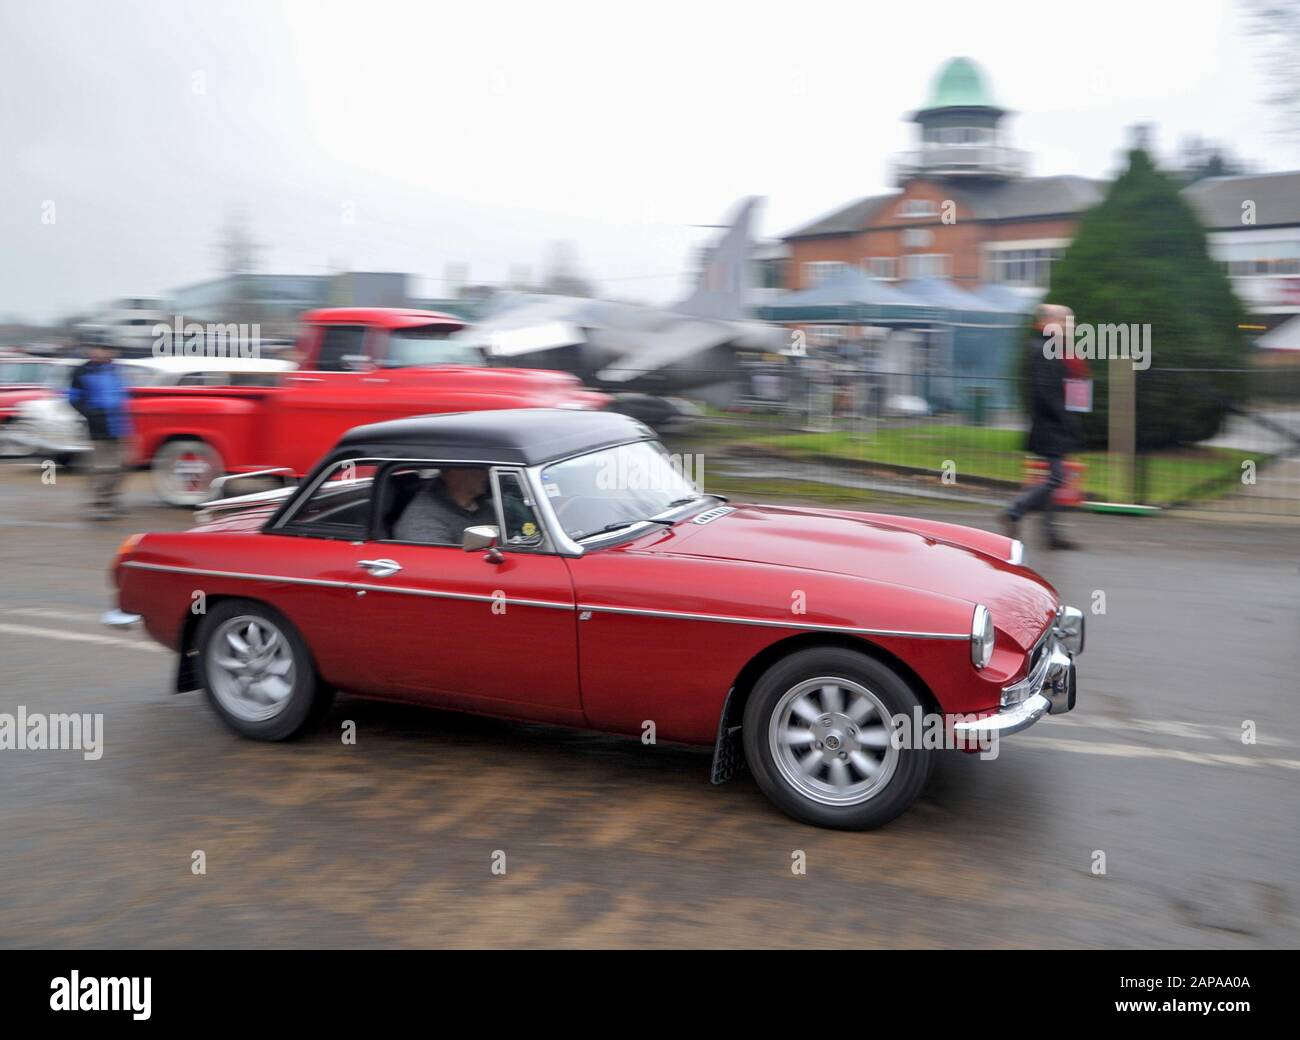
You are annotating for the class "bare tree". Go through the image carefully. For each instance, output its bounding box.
[216,212,264,327]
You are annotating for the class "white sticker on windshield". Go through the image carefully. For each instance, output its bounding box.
[544,482,561,498]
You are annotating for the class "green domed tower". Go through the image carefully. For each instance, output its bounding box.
[894,57,1026,183]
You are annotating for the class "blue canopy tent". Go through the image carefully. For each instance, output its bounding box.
[757,272,1032,414]
[756,267,940,325]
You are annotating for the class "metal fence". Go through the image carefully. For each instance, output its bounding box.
[676,362,1300,522]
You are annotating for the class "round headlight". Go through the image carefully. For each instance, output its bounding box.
[971,604,994,669]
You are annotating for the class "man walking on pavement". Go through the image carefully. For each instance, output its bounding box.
[1001,303,1083,551]
[67,335,134,519]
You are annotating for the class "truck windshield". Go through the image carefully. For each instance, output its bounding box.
[382,329,483,368]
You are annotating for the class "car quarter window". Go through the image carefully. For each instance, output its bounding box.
[278,460,377,538]
[493,470,545,549]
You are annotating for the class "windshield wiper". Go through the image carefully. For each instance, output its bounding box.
[583,495,729,540]
[595,517,675,535]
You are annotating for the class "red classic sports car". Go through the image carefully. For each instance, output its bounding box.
[103,409,1083,829]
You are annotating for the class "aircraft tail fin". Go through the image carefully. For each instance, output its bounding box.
[676,197,761,320]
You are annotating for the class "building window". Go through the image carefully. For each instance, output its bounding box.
[803,261,846,288]
[898,199,940,220]
[902,254,949,279]
[986,247,1066,288]
[934,127,993,145]
[1214,240,1300,277]
[863,257,898,280]
[753,257,789,289]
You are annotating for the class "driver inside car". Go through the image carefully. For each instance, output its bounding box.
[392,466,496,546]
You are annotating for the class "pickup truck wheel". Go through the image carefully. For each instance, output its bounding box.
[153,438,223,506]
[197,600,332,741]
[742,647,934,830]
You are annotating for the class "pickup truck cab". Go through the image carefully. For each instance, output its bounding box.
[127,308,610,505]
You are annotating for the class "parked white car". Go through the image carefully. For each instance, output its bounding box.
[3,356,297,462]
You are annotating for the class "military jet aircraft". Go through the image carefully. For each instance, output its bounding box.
[454,198,788,426]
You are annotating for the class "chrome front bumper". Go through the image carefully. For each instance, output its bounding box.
[952,605,1082,740]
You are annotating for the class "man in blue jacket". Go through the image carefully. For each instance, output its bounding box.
[67,338,134,518]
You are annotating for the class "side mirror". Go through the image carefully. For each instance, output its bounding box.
[462,525,501,554]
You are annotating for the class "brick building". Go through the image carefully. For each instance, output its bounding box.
[778,56,1300,344]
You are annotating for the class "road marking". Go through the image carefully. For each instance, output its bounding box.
[1019,735,1300,772]
[1050,712,1291,748]
[0,622,164,653]
[3,607,107,624]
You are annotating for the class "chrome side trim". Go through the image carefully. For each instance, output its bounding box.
[577,602,967,639]
[350,582,572,610]
[122,561,351,589]
[121,561,573,610]
[122,562,968,637]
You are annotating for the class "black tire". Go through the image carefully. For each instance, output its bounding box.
[742,646,934,830]
[196,599,333,741]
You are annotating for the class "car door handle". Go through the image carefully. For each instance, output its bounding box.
[358,558,403,577]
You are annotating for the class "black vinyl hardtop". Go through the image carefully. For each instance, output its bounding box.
[331,407,654,466]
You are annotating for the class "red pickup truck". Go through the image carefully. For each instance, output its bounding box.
[132,307,609,504]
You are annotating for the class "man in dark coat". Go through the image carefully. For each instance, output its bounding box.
[1001,304,1082,550]
[67,337,134,519]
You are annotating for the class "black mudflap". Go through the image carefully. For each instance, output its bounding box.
[709,688,747,784]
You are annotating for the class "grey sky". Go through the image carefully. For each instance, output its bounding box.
[2,0,1295,323]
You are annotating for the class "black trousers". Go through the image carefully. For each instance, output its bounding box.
[1007,455,1066,533]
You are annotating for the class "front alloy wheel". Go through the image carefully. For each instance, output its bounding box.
[743,647,934,829]
[768,677,899,806]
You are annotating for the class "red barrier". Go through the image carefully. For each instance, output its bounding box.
[1024,458,1086,506]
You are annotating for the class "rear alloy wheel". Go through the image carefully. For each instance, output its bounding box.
[743,647,934,829]
[152,437,223,506]
[197,600,332,740]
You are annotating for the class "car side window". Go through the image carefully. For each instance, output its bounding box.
[278,460,376,538]
[377,463,498,547]
[494,470,545,549]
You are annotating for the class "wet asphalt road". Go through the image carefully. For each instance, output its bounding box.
[0,461,1297,949]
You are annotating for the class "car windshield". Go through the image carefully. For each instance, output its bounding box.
[382,328,482,368]
[539,440,705,541]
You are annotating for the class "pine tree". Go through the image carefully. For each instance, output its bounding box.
[1047,147,1250,449]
